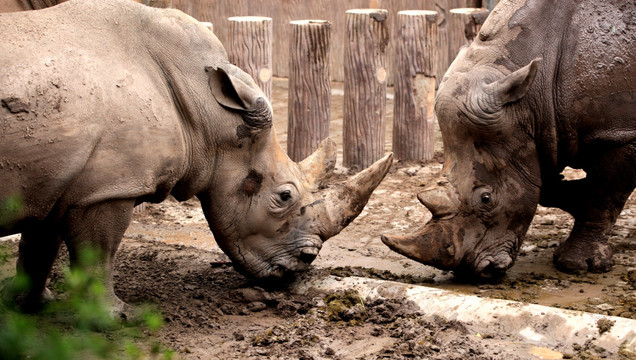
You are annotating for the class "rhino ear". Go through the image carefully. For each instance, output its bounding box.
[206,64,272,129]
[207,64,256,110]
[478,58,541,115]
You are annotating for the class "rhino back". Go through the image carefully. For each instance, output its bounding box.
[504,1,635,162]
[0,0,224,223]
[551,1,635,166]
[461,0,635,172]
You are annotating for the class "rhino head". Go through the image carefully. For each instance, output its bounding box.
[382,58,542,278]
[199,63,393,278]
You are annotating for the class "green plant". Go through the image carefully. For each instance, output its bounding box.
[0,243,11,265]
[0,194,23,228]
[0,246,174,360]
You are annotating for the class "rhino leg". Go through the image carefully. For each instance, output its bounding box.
[13,225,62,312]
[63,199,135,317]
[554,221,616,273]
[553,155,635,273]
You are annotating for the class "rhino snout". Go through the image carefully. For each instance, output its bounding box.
[473,253,514,279]
[299,247,319,264]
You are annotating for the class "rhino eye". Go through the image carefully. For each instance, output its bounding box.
[279,190,292,202]
[481,192,492,204]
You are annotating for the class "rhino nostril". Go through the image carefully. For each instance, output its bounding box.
[476,259,491,275]
[494,255,513,269]
[299,248,318,264]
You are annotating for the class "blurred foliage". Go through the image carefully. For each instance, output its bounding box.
[0,246,174,360]
[0,242,10,264]
[0,194,23,228]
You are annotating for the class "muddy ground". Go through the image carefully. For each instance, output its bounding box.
[1,78,635,359]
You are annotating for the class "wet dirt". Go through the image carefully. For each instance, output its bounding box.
[1,77,635,359]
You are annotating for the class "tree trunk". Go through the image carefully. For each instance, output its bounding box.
[393,10,438,162]
[227,16,273,100]
[287,20,331,162]
[448,7,489,61]
[343,9,389,170]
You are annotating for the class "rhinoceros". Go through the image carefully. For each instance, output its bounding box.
[382,0,635,277]
[0,0,65,12]
[0,0,393,312]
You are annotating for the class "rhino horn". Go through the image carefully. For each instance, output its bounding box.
[382,177,462,269]
[381,221,460,270]
[417,177,461,219]
[298,138,337,190]
[320,153,393,238]
[476,58,541,116]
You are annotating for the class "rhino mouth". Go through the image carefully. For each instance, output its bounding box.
[472,253,514,279]
[259,239,323,279]
[456,246,516,280]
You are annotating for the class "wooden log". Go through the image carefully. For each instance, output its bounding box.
[227,16,273,100]
[170,0,467,82]
[393,10,438,162]
[434,2,449,86]
[465,0,481,7]
[343,9,389,170]
[484,0,499,11]
[448,7,489,61]
[287,20,332,162]
[143,0,172,8]
[200,21,213,33]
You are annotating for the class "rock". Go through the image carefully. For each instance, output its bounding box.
[248,302,267,312]
[371,327,384,336]
[233,287,272,303]
[404,167,419,176]
[277,299,300,317]
[239,307,251,315]
[220,304,237,315]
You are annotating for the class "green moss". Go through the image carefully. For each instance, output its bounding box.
[329,266,435,284]
[621,270,636,289]
[323,290,366,325]
[597,318,615,335]
[251,327,288,346]
[0,243,11,265]
[618,348,636,360]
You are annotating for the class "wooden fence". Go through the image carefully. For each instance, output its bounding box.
[171,0,470,83]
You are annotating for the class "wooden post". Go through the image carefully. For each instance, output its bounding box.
[484,0,499,11]
[144,0,172,8]
[434,3,450,86]
[343,9,389,170]
[393,10,438,162]
[200,21,213,33]
[227,16,273,100]
[287,20,331,162]
[465,0,482,7]
[449,8,489,61]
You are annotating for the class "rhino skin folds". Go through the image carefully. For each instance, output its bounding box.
[0,0,393,314]
[383,0,635,278]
